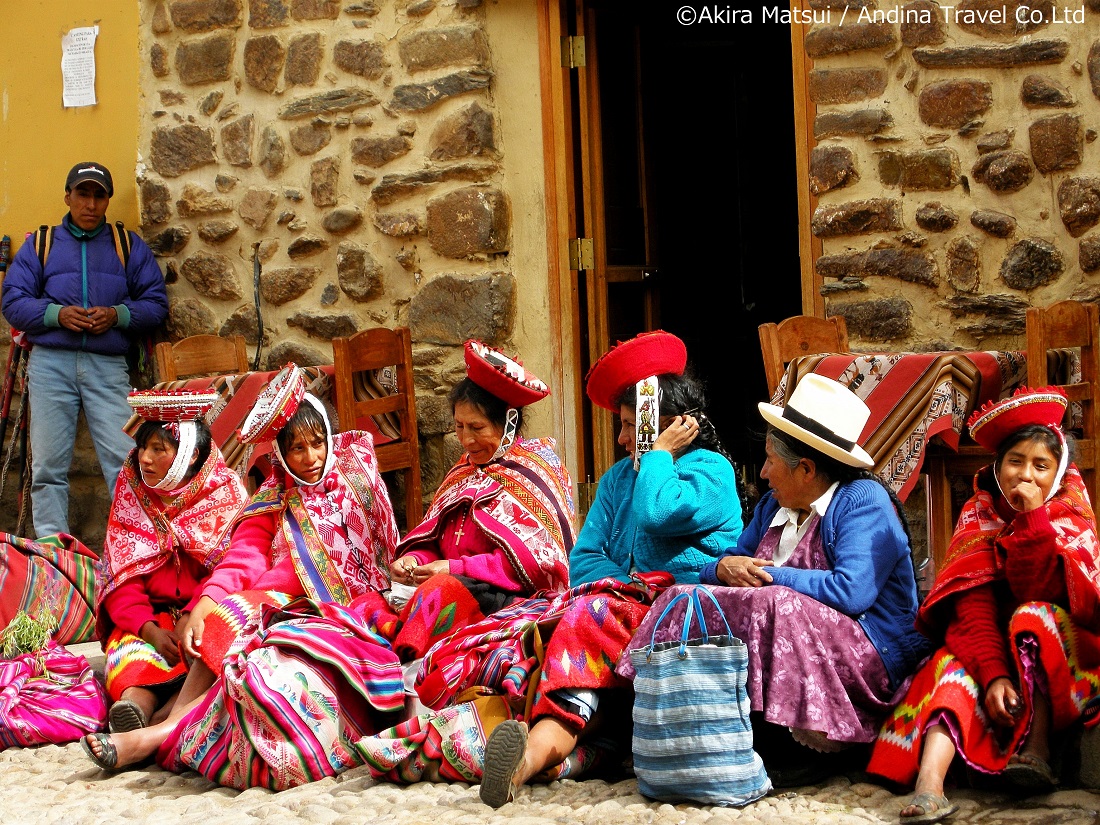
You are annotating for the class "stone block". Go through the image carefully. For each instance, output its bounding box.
[804,21,895,58]
[279,88,379,119]
[310,157,339,207]
[913,40,1068,69]
[815,247,938,286]
[954,0,1052,37]
[370,161,496,205]
[146,226,192,256]
[1090,41,1100,101]
[814,109,892,140]
[288,236,330,260]
[153,1,173,33]
[900,0,946,46]
[808,68,887,104]
[197,219,238,244]
[1000,238,1064,290]
[971,150,1032,193]
[391,70,493,112]
[1081,236,1100,272]
[291,0,338,19]
[322,207,363,235]
[351,135,414,168]
[409,272,515,345]
[918,79,992,128]
[150,124,217,177]
[970,210,1017,238]
[430,102,497,160]
[169,0,242,32]
[286,32,322,86]
[337,242,384,302]
[373,212,425,237]
[222,304,272,346]
[426,187,510,258]
[1021,74,1075,108]
[176,183,232,217]
[810,198,903,237]
[140,179,172,227]
[1030,113,1083,174]
[151,43,169,78]
[238,188,279,230]
[166,297,217,338]
[248,0,288,28]
[947,236,981,293]
[221,114,254,167]
[180,250,243,299]
[334,39,388,79]
[810,146,859,196]
[287,311,358,339]
[878,148,960,191]
[244,35,286,93]
[915,202,958,232]
[1058,176,1100,237]
[259,125,287,177]
[175,31,235,85]
[290,120,332,156]
[829,297,912,341]
[260,266,320,305]
[398,26,489,72]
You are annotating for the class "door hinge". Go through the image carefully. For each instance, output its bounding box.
[568,237,594,270]
[561,35,586,68]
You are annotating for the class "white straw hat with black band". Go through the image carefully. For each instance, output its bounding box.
[757,373,874,469]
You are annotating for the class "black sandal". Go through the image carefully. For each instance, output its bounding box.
[80,733,119,771]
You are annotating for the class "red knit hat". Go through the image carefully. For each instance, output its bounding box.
[585,331,688,411]
[968,386,1068,453]
[127,389,219,423]
[464,340,549,408]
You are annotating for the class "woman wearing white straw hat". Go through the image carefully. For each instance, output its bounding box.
[621,373,930,787]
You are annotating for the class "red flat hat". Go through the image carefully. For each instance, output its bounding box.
[237,364,307,444]
[968,386,1068,453]
[585,330,688,411]
[465,340,549,408]
[128,389,219,423]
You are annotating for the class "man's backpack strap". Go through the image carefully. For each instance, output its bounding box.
[34,225,55,270]
[111,221,131,269]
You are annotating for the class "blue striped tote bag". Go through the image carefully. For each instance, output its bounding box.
[629,585,771,806]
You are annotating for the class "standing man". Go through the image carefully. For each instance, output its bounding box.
[2,162,169,538]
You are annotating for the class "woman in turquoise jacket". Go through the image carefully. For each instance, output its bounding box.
[479,331,743,807]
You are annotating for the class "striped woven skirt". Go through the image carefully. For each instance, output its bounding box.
[868,601,1100,786]
[158,597,405,790]
[103,611,188,701]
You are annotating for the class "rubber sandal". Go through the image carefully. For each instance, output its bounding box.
[80,733,119,772]
[1004,753,1057,791]
[108,699,149,734]
[899,791,958,824]
[480,720,528,808]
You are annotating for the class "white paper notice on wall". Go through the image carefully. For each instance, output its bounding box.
[61,25,99,108]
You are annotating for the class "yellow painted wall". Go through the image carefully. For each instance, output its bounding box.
[0,1,141,257]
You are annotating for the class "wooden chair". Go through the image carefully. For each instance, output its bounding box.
[332,326,423,533]
[758,314,849,397]
[155,334,249,381]
[1026,299,1100,504]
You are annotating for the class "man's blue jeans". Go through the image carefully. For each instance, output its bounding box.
[27,346,133,537]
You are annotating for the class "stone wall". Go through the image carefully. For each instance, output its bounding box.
[806,0,1100,348]
[139,0,536,511]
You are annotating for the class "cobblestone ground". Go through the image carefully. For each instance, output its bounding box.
[1,743,1099,825]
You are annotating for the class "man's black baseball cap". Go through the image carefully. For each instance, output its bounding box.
[65,162,114,197]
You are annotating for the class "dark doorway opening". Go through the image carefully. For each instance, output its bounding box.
[584,3,804,482]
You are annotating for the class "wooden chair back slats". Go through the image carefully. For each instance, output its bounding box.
[1026,299,1100,504]
[332,326,423,533]
[758,314,850,397]
[155,334,250,382]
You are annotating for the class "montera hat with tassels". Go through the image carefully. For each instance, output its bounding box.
[585,330,688,411]
[127,389,219,423]
[237,363,307,445]
[758,373,874,469]
[968,386,1068,453]
[464,340,550,408]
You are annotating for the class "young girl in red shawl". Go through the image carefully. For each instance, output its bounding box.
[96,390,248,733]
[868,387,1100,823]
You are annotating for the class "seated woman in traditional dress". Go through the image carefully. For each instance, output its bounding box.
[387,340,574,660]
[478,330,743,807]
[868,387,1100,824]
[95,389,249,732]
[622,373,931,787]
[82,363,401,773]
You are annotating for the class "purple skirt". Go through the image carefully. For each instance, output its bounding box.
[618,584,902,744]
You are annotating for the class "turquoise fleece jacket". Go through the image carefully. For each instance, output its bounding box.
[570,447,742,586]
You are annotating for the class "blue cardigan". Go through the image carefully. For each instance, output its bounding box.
[570,447,742,586]
[699,480,930,687]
